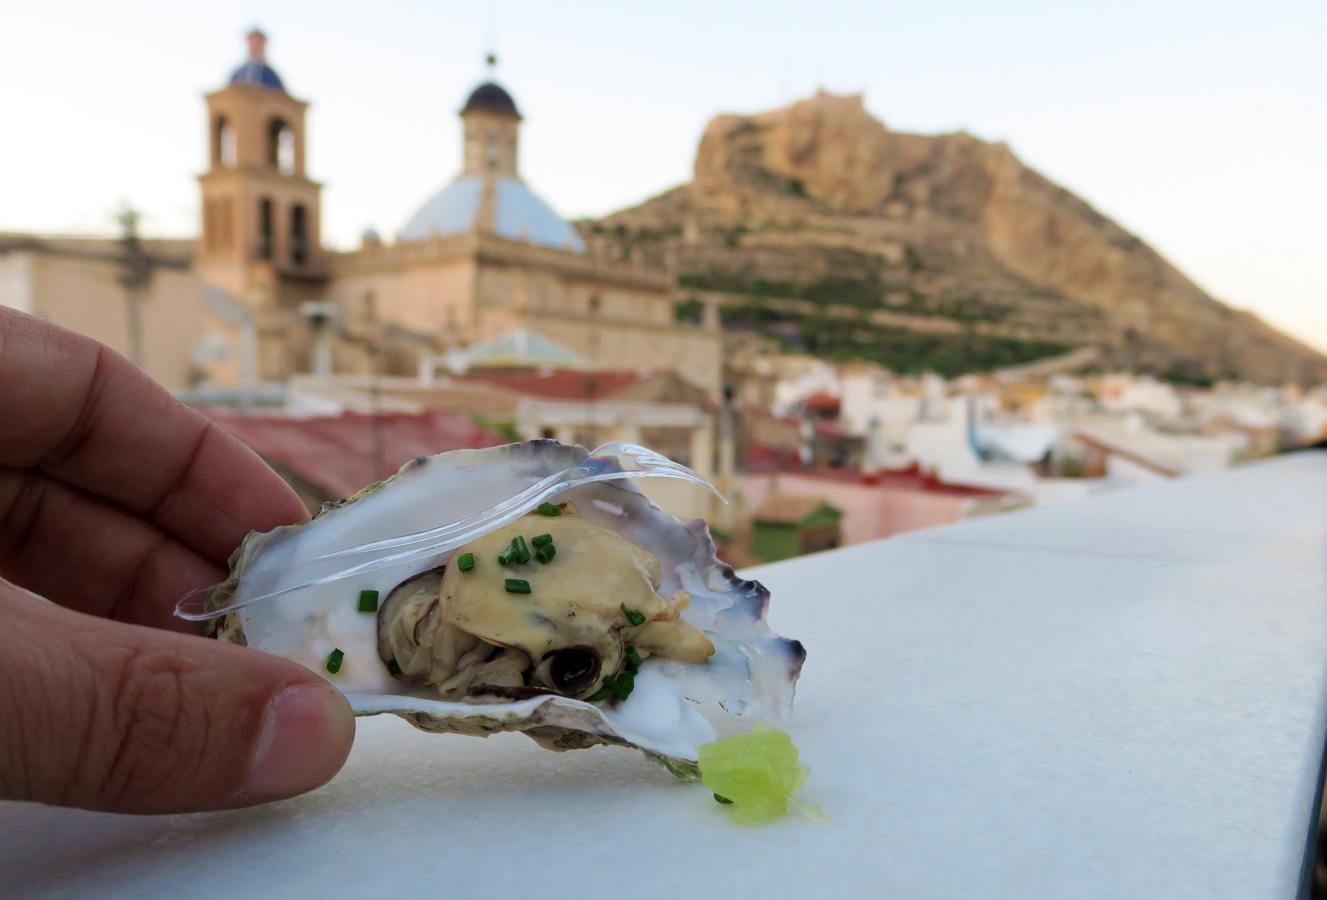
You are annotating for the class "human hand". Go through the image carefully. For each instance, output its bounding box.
[0,308,354,813]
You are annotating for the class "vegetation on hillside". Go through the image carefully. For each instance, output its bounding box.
[678,271,1010,323]
[720,302,1067,377]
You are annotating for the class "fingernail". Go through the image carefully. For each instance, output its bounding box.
[244,683,354,800]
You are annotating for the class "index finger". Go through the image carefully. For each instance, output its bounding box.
[0,307,308,563]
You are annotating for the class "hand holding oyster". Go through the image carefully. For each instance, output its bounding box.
[199,441,805,774]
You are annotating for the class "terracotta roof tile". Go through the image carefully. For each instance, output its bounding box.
[460,368,650,401]
[203,410,505,498]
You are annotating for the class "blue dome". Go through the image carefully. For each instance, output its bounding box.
[400,175,586,253]
[230,60,285,91]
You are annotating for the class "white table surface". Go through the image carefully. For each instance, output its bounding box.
[3,452,1326,899]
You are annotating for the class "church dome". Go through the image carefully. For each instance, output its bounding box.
[461,81,521,119]
[230,61,285,90]
[229,29,285,91]
[400,176,586,253]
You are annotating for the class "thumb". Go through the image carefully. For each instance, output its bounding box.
[0,582,355,814]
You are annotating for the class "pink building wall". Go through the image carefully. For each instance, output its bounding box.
[736,473,976,546]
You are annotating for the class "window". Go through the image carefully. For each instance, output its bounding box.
[258,198,274,260]
[290,203,308,265]
[485,134,499,170]
[268,118,295,175]
[215,116,236,168]
[588,294,601,314]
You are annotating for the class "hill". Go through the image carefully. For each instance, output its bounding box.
[582,91,1326,384]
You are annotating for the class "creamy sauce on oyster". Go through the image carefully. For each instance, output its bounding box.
[379,506,714,700]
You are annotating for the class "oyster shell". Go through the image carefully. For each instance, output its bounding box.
[209,441,805,772]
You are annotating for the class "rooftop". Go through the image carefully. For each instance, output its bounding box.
[459,367,654,402]
[203,410,504,498]
[6,452,1323,895]
[399,176,586,252]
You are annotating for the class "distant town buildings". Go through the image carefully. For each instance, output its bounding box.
[2,29,1324,569]
[0,31,722,394]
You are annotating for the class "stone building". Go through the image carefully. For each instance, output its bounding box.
[0,31,722,394]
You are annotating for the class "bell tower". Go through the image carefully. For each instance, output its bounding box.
[197,29,324,302]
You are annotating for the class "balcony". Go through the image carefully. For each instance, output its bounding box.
[3,451,1325,896]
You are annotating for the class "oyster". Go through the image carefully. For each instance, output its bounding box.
[208,441,805,772]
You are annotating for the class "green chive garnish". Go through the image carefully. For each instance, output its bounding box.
[612,670,635,701]
[535,544,556,564]
[357,589,379,613]
[714,793,734,805]
[511,535,531,564]
[386,658,402,677]
[498,547,516,566]
[457,552,476,572]
[532,533,553,548]
[325,648,345,674]
[624,646,642,672]
[620,604,646,626]
[505,578,532,594]
[537,502,561,516]
[588,681,615,702]
[200,619,217,638]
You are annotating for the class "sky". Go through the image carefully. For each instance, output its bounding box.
[2,0,1325,352]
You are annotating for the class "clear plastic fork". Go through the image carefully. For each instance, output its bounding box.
[174,442,723,622]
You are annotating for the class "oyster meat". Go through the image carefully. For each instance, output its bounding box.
[207,441,805,771]
[379,505,715,701]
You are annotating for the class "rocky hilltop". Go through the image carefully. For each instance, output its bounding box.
[583,92,1326,384]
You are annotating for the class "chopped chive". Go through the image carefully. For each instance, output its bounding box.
[199,619,217,638]
[498,547,516,566]
[535,544,556,564]
[511,535,531,564]
[531,533,553,548]
[386,658,402,677]
[713,793,734,805]
[504,578,532,594]
[624,646,643,672]
[612,670,635,701]
[537,502,562,516]
[588,681,615,702]
[325,648,345,675]
[456,552,476,572]
[357,589,379,613]
[620,604,646,627]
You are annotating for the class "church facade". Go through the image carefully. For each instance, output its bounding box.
[0,31,722,393]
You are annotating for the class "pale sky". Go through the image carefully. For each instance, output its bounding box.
[2,0,1325,352]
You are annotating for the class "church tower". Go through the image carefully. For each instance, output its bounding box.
[197,29,324,301]
[399,57,584,252]
[460,55,522,180]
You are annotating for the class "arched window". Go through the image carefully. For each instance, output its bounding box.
[268,118,295,175]
[258,198,274,260]
[215,116,236,168]
[290,203,308,265]
[485,134,499,170]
